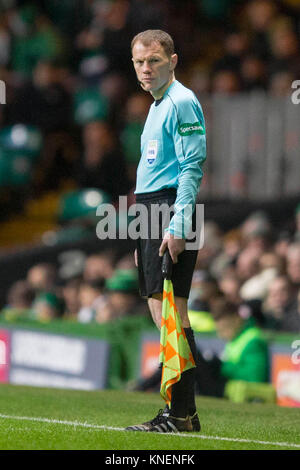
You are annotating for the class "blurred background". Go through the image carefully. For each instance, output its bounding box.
[0,0,299,403]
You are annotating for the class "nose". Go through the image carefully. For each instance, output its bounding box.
[142,60,151,73]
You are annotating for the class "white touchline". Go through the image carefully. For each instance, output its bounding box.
[0,413,299,449]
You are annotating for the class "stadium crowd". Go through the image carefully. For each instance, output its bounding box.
[0,0,299,198]
[1,205,300,333]
[0,0,300,335]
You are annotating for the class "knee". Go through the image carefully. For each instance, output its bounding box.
[148,295,163,328]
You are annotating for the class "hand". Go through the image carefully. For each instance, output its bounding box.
[134,249,138,267]
[159,232,185,264]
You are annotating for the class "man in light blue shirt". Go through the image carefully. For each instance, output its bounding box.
[126,30,206,434]
[136,78,206,239]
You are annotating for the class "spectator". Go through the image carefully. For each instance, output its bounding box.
[77,279,107,323]
[75,121,131,201]
[219,272,242,305]
[236,247,260,283]
[61,277,82,320]
[98,269,146,323]
[8,59,76,191]
[244,0,277,60]
[187,67,210,96]
[96,0,132,75]
[27,262,57,295]
[83,252,115,283]
[195,221,223,271]
[213,29,249,74]
[262,275,298,331]
[1,280,35,320]
[286,242,300,288]
[10,5,64,78]
[114,253,136,270]
[274,231,292,258]
[195,297,269,397]
[32,291,63,322]
[268,23,300,75]
[188,270,220,312]
[240,211,273,254]
[187,270,219,333]
[210,229,243,279]
[120,92,151,182]
[9,59,72,132]
[211,69,242,94]
[269,69,296,96]
[75,23,109,85]
[239,251,284,301]
[6,280,35,310]
[100,71,130,127]
[240,53,267,91]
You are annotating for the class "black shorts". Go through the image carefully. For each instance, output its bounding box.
[135,188,198,299]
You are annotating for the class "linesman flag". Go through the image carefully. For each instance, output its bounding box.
[159,250,195,406]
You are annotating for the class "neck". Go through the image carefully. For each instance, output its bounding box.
[151,74,175,100]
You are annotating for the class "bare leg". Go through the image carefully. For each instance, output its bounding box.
[147,293,163,329]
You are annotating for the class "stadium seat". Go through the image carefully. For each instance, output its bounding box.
[58,188,111,222]
[0,148,32,187]
[0,124,42,160]
[73,88,109,125]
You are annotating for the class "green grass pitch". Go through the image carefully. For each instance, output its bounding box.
[0,384,299,450]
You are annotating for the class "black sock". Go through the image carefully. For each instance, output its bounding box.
[170,328,197,418]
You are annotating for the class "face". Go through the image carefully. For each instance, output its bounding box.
[267,278,290,310]
[216,316,242,342]
[219,277,241,303]
[287,256,300,284]
[132,41,177,97]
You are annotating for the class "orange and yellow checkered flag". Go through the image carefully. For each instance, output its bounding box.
[159,252,195,406]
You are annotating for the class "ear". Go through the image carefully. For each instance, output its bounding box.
[170,53,178,71]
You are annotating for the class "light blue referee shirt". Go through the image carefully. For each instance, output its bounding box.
[135,79,206,238]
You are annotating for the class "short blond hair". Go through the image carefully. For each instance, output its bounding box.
[131,30,174,57]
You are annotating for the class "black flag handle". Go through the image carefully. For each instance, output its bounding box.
[162,249,173,280]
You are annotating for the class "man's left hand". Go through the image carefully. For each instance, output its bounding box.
[159,232,185,264]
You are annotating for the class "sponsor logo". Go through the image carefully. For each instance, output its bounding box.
[146,139,158,165]
[178,121,205,136]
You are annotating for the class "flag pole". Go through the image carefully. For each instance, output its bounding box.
[159,249,195,406]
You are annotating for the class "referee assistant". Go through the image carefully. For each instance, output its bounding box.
[126,30,206,433]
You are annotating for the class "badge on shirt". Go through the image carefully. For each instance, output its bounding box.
[146,140,158,165]
[178,122,205,136]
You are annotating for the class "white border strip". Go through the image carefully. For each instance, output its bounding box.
[0,413,299,449]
